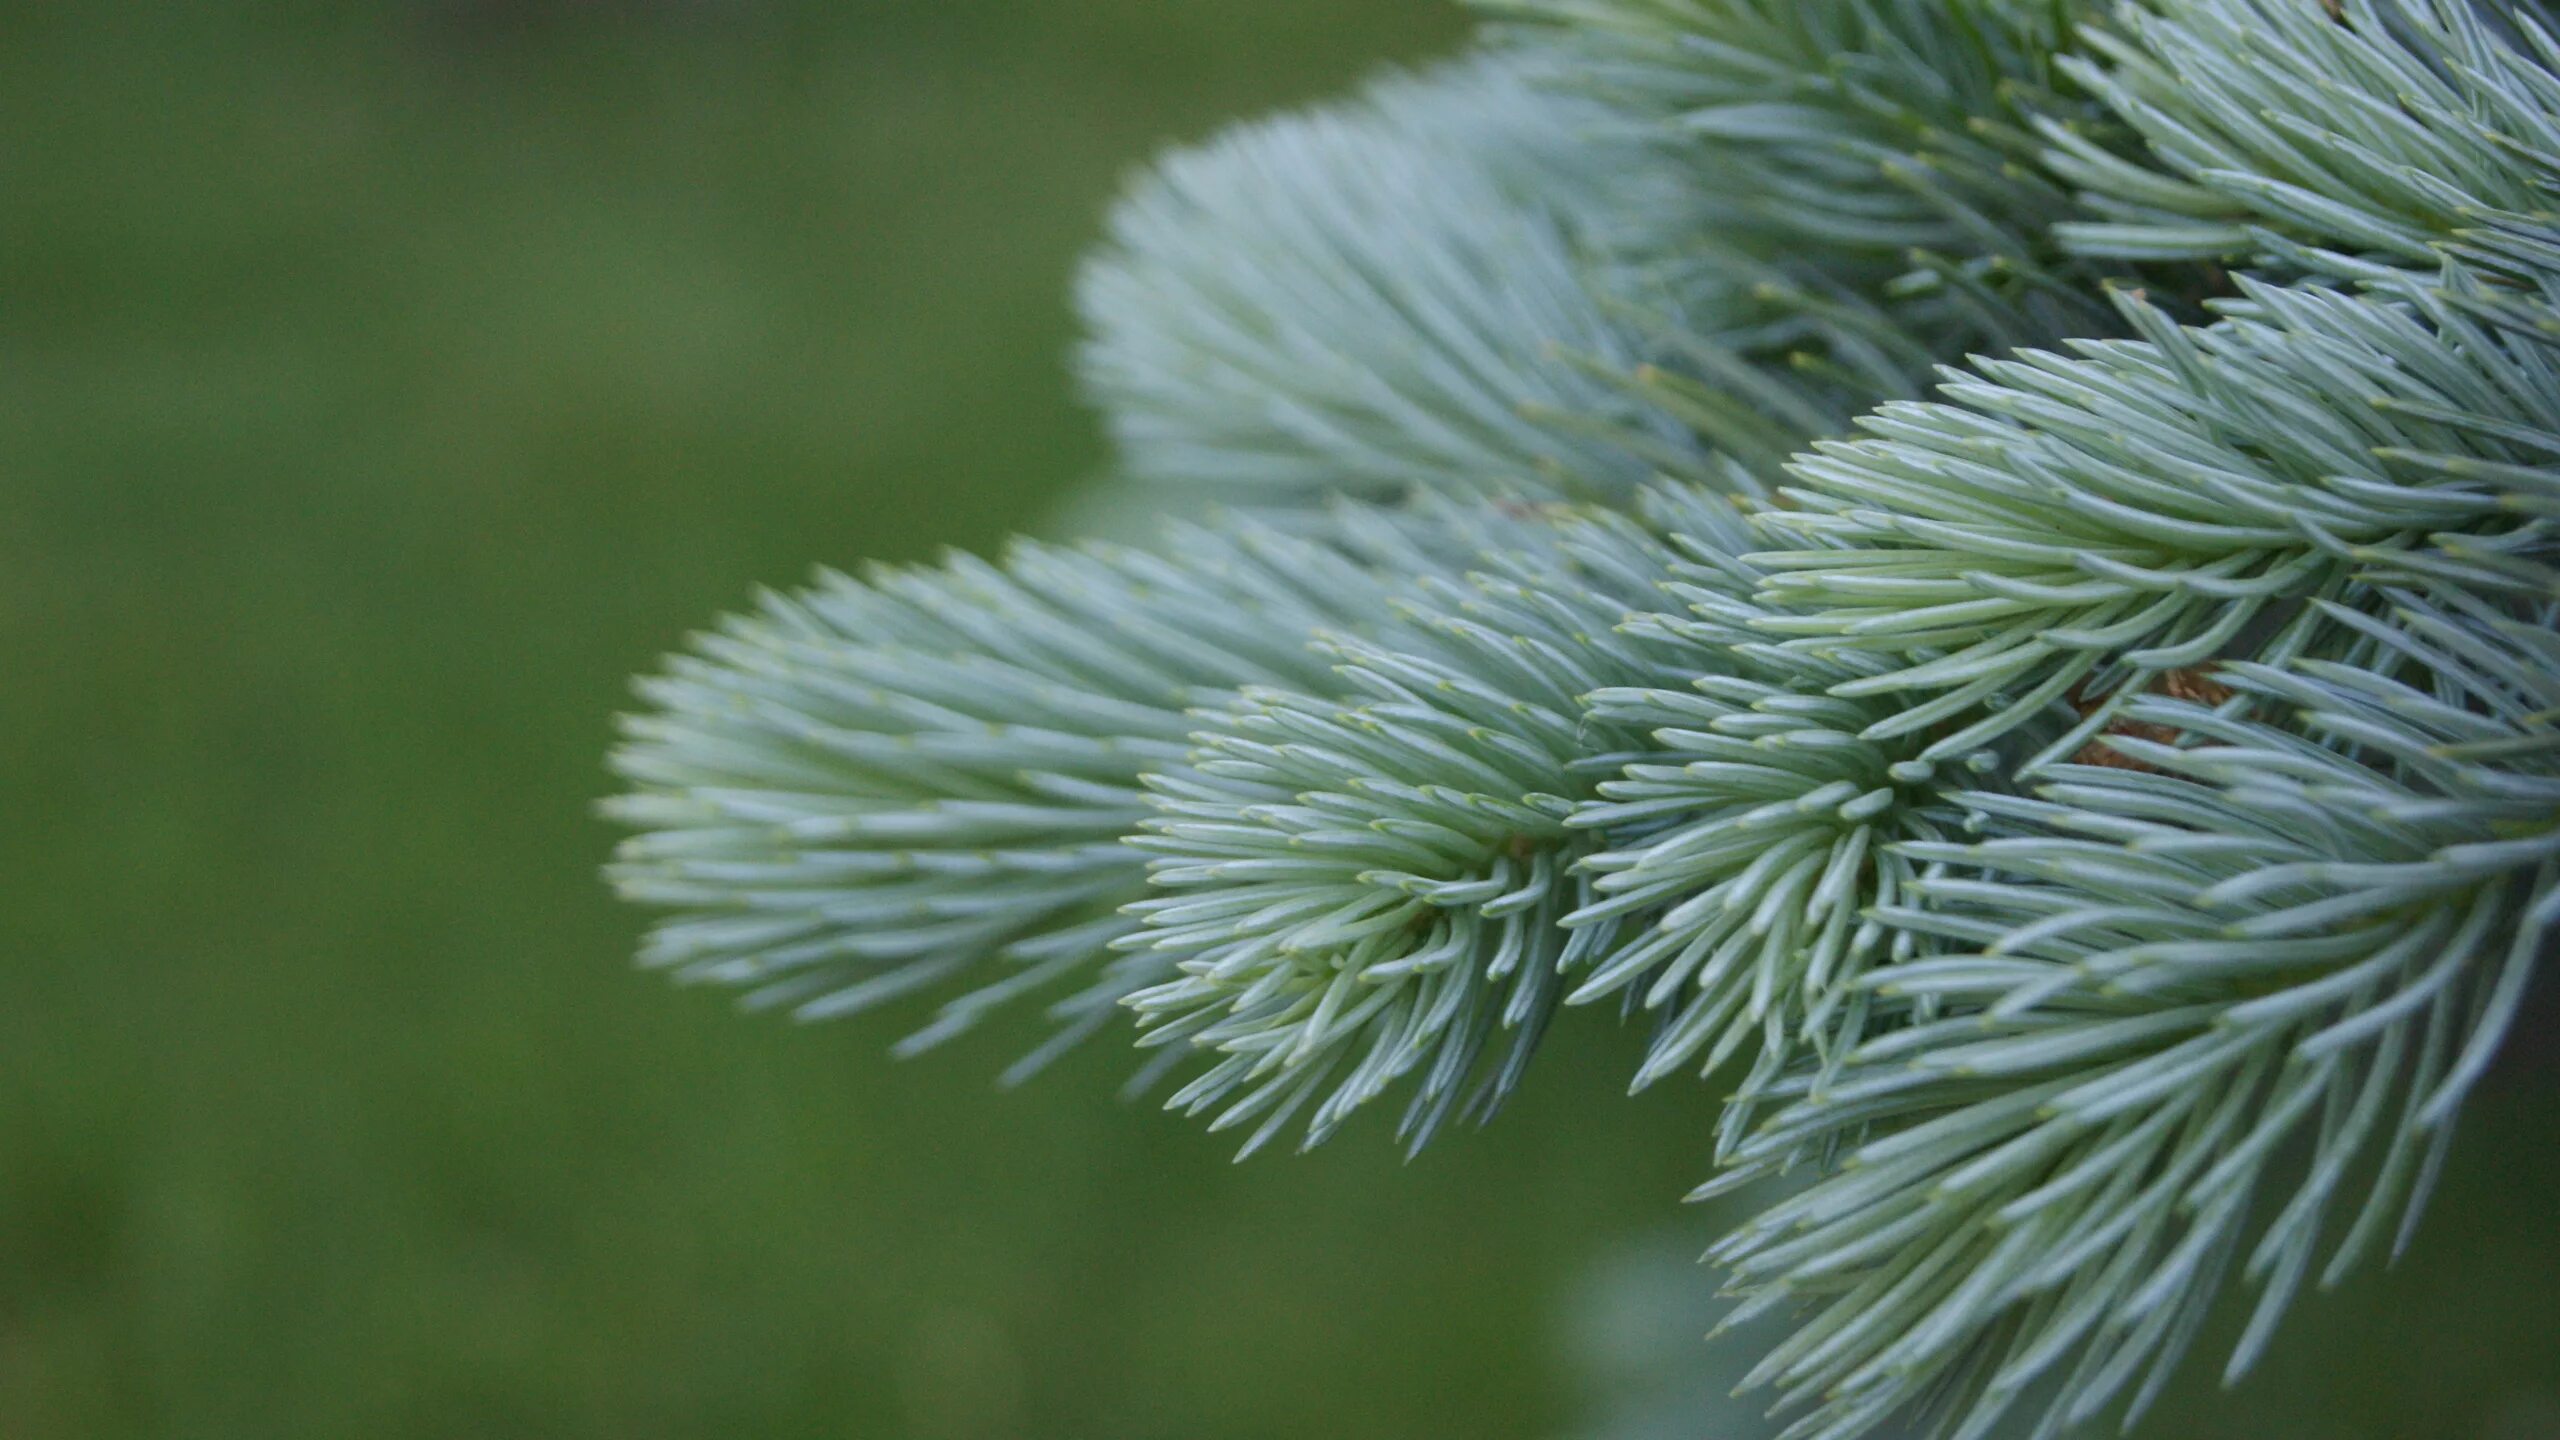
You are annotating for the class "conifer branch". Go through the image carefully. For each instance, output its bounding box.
[1120,510,1701,1152]
[1075,53,1714,503]
[1749,275,2559,767]
[605,502,1576,1077]
[1702,593,2557,1439]
[604,2,2560,1432]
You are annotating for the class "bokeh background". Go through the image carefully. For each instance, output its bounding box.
[3,4,2555,1438]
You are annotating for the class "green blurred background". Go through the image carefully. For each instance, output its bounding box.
[1,4,2553,1437]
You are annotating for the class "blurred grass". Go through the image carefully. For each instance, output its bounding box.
[0,4,2554,1439]
[0,5,1737,1437]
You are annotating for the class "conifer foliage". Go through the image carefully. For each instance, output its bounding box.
[608,2,2559,1434]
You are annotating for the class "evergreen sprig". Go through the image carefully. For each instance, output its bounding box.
[1122,509,1698,1153]
[1074,53,1713,503]
[605,502,1561,1078]
[1485,0,2184,464]
[1704,594,2558,1439]
[606,1,2560,1434]
[1751,274,2560,767]
[1532,489,1989,1150]
[2051,0,2560,285]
